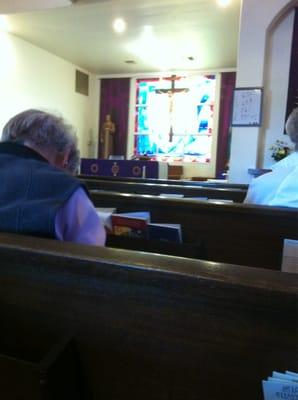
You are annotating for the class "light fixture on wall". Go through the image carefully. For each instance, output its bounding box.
[216,0,232,7]
[113,18,126,33]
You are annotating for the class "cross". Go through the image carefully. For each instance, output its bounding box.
[156,75,189,142]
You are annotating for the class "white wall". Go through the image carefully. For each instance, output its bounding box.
[229,0,296,183]
[0,0,72,14]
[0,31,99,157]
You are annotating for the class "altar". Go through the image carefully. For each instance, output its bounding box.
[80,158,168,179]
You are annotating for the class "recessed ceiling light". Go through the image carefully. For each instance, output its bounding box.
[113,18,126,33]
[188,56,195,61]
[216,0,232,7]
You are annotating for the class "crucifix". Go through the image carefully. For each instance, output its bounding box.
[155,75,189,142]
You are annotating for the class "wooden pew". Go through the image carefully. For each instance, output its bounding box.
[78,173,248,190]
[0,233,296,400]
[81,178,247,202]
[89,190,298,270]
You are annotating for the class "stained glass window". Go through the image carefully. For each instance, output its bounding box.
[134,75,216,163]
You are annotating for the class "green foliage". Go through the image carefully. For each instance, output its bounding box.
[270,140,293,161]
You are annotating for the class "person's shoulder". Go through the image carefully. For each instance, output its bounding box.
[251,170,274,184]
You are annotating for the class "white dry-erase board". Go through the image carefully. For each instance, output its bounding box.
[231,87,263,127]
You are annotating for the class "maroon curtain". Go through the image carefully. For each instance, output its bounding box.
[216,72,236,178]
[285,7,298,124]
[98,78,130,158]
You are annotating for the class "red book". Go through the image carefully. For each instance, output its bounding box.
[111,212,150,238]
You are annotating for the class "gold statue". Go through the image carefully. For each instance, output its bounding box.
[100,114,115,159]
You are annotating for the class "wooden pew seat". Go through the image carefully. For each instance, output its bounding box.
[0,233,296,399]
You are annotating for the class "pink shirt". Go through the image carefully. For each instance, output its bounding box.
[55,187,106,246]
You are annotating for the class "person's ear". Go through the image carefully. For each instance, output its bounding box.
[55,149,70,170]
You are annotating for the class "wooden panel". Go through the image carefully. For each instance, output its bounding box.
[168,165,183,179]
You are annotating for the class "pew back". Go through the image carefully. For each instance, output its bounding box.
[81,178,247,202]
[90,190,298,270]
[78,173,248,190]
[0,233,296,400]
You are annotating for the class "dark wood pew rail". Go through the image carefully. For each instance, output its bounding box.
[0,233,297,400]
[90,190,298,270]
[78,173,248,190]
[81,178,247,203]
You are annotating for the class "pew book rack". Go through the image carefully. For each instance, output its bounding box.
[106,234,204,258]
[90,190,298,270]
[109,211,183,244]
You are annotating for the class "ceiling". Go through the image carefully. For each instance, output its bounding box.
[3,0,241,75]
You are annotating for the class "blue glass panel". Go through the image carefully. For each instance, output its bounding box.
[137,106,149,132]
[200,94,209,103]
[138,82,148,105]
[198,120,208,132]
[136,135,157,155]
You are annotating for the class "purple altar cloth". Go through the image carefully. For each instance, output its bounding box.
[80,159,165,178]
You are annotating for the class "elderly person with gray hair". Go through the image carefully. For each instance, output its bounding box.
[0,109,106,245]
[244,107,298,207]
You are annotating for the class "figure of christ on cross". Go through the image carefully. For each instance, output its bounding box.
[155,75,189,142]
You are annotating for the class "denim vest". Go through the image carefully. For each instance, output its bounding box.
[0,142,82,238]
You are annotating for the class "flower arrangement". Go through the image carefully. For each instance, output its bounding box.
[270,140,293,162]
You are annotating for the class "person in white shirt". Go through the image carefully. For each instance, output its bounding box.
[244,108,298,208]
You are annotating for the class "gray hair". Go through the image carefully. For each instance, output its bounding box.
[285,107,298,150]
[1,109,80,174]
